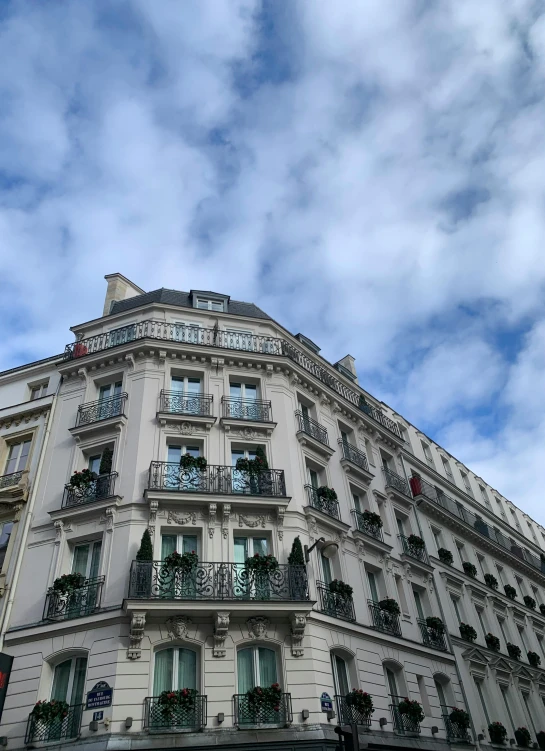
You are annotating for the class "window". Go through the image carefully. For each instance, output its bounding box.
[460,471,473,496]
[537,635,545,661]
[172,376,202,394]
[479,485,492,510]
[398,425,409,444]
[321,551,333,585]
[442,457,453,478]
[308,468,319,489]
[500,686,516,733]
[521,692,537,737]
[421,441,433,465]
[230,382,258,401]
[0,521,14,570]
[331,654,350,697]
[431,527,442,552]
[395,574,409,614]
[72,541,102,580]
[434,679,448,710]
[237,647,277,693]
[451,596,462,624]
[476,553,487,578]
[352,493,363,513]
[235,537,269,597]
[518,625,528,652]
[417,676,431,715]
[475,608,487,639]
[98,381,122,401]
[496,497,507,520]
[413,588,425,620]
[51,656,87,707]
[496,565,505,586]
[367,570,379,603]
[364,439,375,466]
[4,439,32,475]
[30,381,48,400]
[396,517,405,537]
[497,617,509,647]
[196,298,224,311]
[381,452,393,472]
[96,381,123,419]
[226,328,254,351]
[154,648,197,694]
[455,541,465,566]
[167,445,201,489]
[510,509,522,531]
[173,321,203,344]
[528,522,538,544]
[162,533,198,560]
[515,575,526,596]
[474,679,490,725]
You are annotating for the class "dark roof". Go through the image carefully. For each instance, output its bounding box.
[0,353,63,379]
[109,288,272,321]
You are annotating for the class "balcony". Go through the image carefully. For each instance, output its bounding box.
[335,695,371,729]
[441,705,471,742]
[316,581,356,622]
[128,561,309,602]
[368,600,402,637]
[353,510,384,542]
[148,462,286,499]
[305,485,340,520]
[383,468,411,498]
[25,704,83,744]
[399,534,430,566]
[390,697,421,734]
[417,619,448,651]
[339,439,373,484]
[143,694,207,731]
[222,397,272,422]
[234,692,292,728]
[43,576,104,621]
[62,472,118,509]
[295,411,335,458]
[0,469,28,503]
[74,393,127,428]
[157,390,216,430]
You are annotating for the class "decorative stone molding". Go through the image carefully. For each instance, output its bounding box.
[128,612,146,659]
[290,613,307,657]
[167,510,197,525]
[222,504,231,539]
[54,520,64,545]
[124,353,135,370]
[276,507,285,540]
[213,612,230,657]
[208,503,217,538]
[265,364,274,379]
[238,514,266,529]
[247,616,270,639]
[149,500,159,526]
[166,615,192,640]
[102,506,116,532]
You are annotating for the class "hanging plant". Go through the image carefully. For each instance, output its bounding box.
[316,486,338,502]
[379,598,401,615]
[246,683,283,713]
[462,562,477,578]
[504,584,517,600]
[164,550,198,573]
[426,616,445,634]
[157,688,197,716]
[515,727,532,748]
[287,537,305,566]
[528,651,541,667]
[397,698,425,723]
[245,553,279,574]
[361,510,382,528]
[180,454,207,471]
[484,573,498,590]
[488,722,507,744]
[69,469,97,489]
[407,534,425,550]
[31,700,70,722]
[485,633,500,651]
[449,708,470,730]
[507,643,521,660]
[329,579,353,598]
[523,595,536,610]
[459,623,477,642]
[345,689,374,716]
[438,548,453,565]
[52,572,85,595]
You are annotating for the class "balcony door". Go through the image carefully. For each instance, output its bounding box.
[48,656,87,739]
[237,646,277,692]
[386,667,400,705]
[153,648,197,694]
[161,534,198,598]
[367,571,379,603]
[229,382,258,419]
[171,377,202,414]
[69,541,102,616]
[231,449,257,493]
[234,536,268,599]
[97,381,122,420]
[173,321,202,344]
[331,654,350,697]
[167,445,201,490]
[320,552,333,586]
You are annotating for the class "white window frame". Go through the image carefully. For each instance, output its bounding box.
[237,645,279,690]
[196,298,224,312]
[30,382,48,400]
[153,646,199,692]
[4,438,32,475]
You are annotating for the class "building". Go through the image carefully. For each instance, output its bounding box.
[0,273,544,749]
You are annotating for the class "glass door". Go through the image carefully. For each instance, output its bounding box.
[69,541,102,616]
[386,668,399,705]
[171,377,202,414]
[234,537,268,599]
[367,571,379,603]
[231,449,257,493]
[167,445,201,490]
[237,647,277,691]
[49,657,87,739]
[331,654,350,697]
[97,381,122,419]
[5,440,32,475]
[161,534,198,598]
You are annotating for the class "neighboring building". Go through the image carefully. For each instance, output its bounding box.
[0,273,544,750]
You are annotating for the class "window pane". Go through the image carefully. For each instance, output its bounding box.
[258,648,277,686]
[167,445,181,463]
[230,383,242,398]
[88,455,101,474]
[353,494,361,512]
[244,385,257,400]
[72,545,90,576]
[321,553,332,585]
[435,680,447,708]
[413,590,425,620]
[252,538,268,556]
[182,536,198,555]
[367,571,379,603]
[210,301,223,311]
[386,668,398,699]
[185,446,200,457]
[161,535,177,560]
[0,521,13,571]
[186,379,201,393]
[51,660,72,702]
[89,542,102,580]
[17,440,31,471]
[335,655,349,696]
[5,444,19,475]
[70,657,87,705]
[178,649,197,690]
[237,648,255,693]
[234,538,248,563]
[171,377,185,392]
[309,470,318,489]
[231,450,244,466]
[154,649,174,694]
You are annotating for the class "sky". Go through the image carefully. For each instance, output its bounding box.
[1,1,545,522]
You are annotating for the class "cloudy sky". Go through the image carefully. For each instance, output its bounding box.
[1,1,545,521]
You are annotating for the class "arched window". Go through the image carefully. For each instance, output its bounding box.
[237,646,277,693]
[433,673,454,710]
[383,660,406,706]
[331,653,350,697]
[51,656,87,706]
[153,648,197,695]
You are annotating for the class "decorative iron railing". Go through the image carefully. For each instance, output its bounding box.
[128,561,309,601]
[316,581,356,622]
[441,705,471,742]
[234,692,292,727]
[353,510,384,541]
[335,695,372,728]
[159,390,213,417]
[0,470,25,489]
[148,462,286,497]
[383,467,410,496]
[222,397,272,422]
[399,534,429,564]
[44,577,104,621]
[417,619,448,651]
[62,472,118,509]
[25,704,83,744]
[305,485,340,519]
[409,475,545,575]
[75,393,127,427]
[368,600,402,636]
[64,321,401,437]
[295,411,329,445]
[339,439,369,471]
[390,697,421,734]
[143,694,207,730]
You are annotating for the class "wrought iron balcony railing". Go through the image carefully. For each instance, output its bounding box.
[339,439,369,471]
[222,397,272,422]
[64,321,401,437]
[409,475,545,575]
[143,694,207,730]
[295,411,329,445]
[128,561,309,601]
[441,705,471,742]
[234,692,292,727]
[335,695,372,729]
[25,704,83,744]
[383,467,410,496]
[417,619,448,651]
[399,534,429,564]
[75,393,127,427]
[0,470,25,489]
[368,600,402,637]
[160,390,213,416]
[353,510,384,541]
[316,581,356,622]
[305,485,340,519]
[44,576,105,621]
[148,462,286,497]
[390,697,421,734]
[62,472,118,509]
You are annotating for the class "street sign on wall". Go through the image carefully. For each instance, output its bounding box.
[320,692,333,712]
[86,681,113,710]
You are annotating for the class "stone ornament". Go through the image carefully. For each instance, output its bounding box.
[214,611,230,657]
[128,611,146,660]
[290,612,307,657]
[166,615,192,640]
[247,616,270,639]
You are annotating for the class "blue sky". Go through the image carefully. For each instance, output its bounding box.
[1,1,545,521]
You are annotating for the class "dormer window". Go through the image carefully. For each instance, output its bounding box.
[196,298,224,312]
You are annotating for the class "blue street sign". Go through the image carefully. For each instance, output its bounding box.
[86,682,113,710]
[320,692,333,712]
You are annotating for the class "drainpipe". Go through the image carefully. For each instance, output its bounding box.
[399,454,481,749]
[0,377,61,650]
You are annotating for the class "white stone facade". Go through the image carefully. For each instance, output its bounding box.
[0,276,544,750]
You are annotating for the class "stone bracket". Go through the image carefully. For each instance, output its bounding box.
[214,611,230,657]
[290,612,307,657]
[128,611,146,660]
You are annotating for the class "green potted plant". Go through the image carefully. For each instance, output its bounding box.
[316,486,338,502]
[245,553,279,574]
[528,651,541,667]
[246,683,283,719]
[287,537,307,599]
[462,562,477,578]
[379,598,400,615]
[507,643,521,660]
[515,727,532,748]
[397,697,425,723]
[426,616,445,634]
[485,633,501,651]
[438,548,453,565]
[449,708,470,730]
[31,699,70,722]
[345,689,374,717]
[135,529,154,597]
[157,687,197,720]
[329,580,353,598]
[536,730,545,749]
[523,595,536,610]
[489,721,507,744]
[406,534,425,552]
[180,454,207,471]
[459,623,477,642]
[504,584,517,600]
[136,529,153,562]
[484,573,498,590]
[52,573,85,595]
[164,550,198,573]
[69,468,97,489]
[361,510,383,529]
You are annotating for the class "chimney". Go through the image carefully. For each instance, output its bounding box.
[337,355,358,383]
[103,273,145,316]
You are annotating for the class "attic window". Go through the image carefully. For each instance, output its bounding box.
[196,298,224,312]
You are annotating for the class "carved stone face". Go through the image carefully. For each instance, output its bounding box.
[247,616,270,638]
[166,615,191,640]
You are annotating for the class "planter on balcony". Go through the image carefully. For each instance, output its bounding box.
[398,698,425,723]
[504,584,517,600]
[485,633,501,651]
[438,548,453,565]
[329,579,353,598]
[361,510,382,529]
[52,573,85,595]
[379,597,401,615]
[317,486,338,502]
[245,554,279,574]
[449,708,470,730]
[73,343,88,358]
[345,689,374,717]
[25,701,82,745]
[515,727,532,748]
[157,688,198,719]
[484,573,499,590]
[164,551,198,574]
[507,643,521,660]
[523,595,536,610]
[462,562,477,578]
[69,468,97,489]
[426,616,445,634]
[180,454,207,471]
[528,651,541,667]
[459,623,477,642]
[540,604,545,616]
[488,722,507,744]
[406,534,425,552]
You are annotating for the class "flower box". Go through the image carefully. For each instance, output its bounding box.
[484,573,498,590]
[31,700,70,722]
[52,572,85,595]
[329,579,353,598]
[462,562,477,578]
[398,698,425,723]
[163,551,198,573]
[450,708,470,730]
[379,598,400,615]
[504,584,517,600]
[246,683,283,714]
[426,616,445,634]
[407,534,425,550]
[69,469,97,489]
[536,731,545,750]
[157,688,197,717]
[316,486,338,502]
[507,643,521,660]
[485,633,500,651]
[459,623,477,642]
[489,722,507,744]
[245,554,279,574]
[345,689,374,716]
[180,454,207,471]
[438,548,453,565]
[523,595,536,610]
[528,651,541,667]
[361,510,383,528]
[515,727,532,748]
